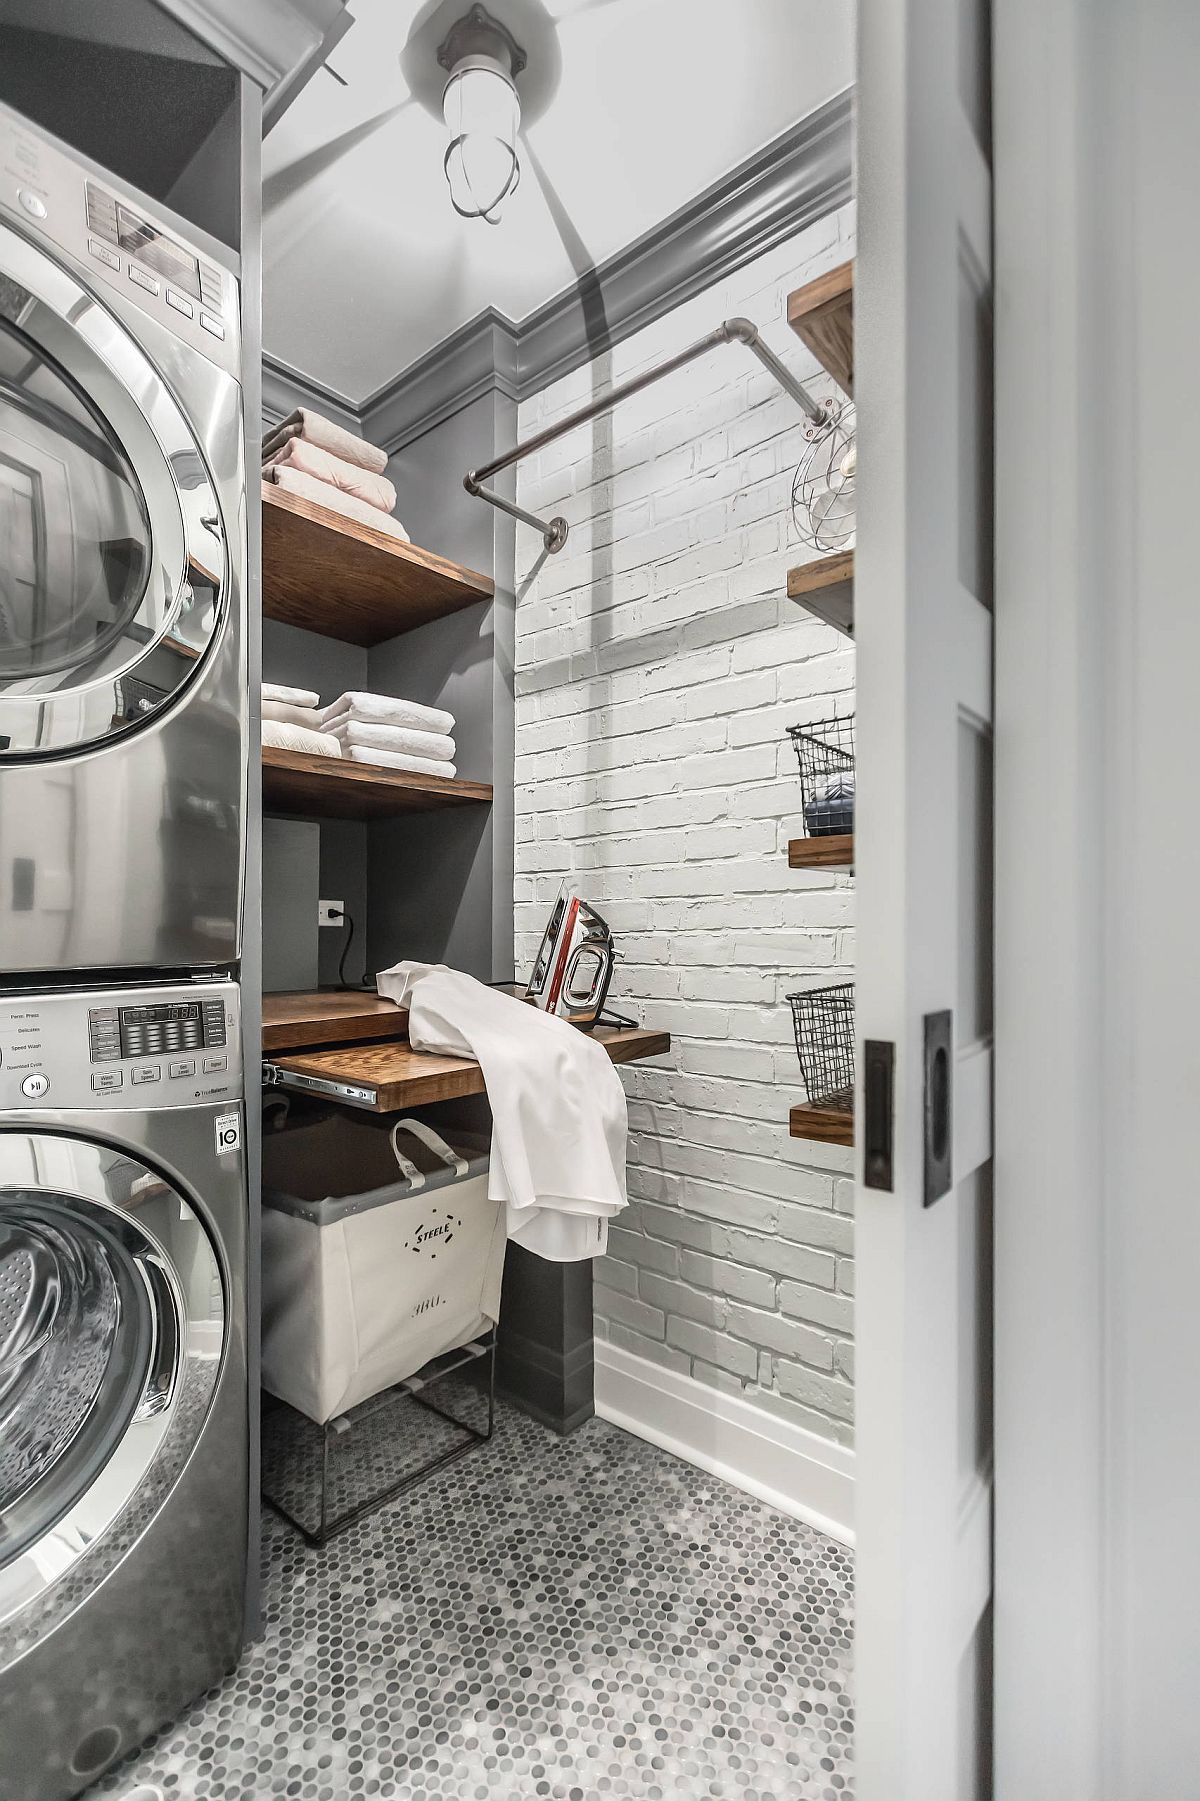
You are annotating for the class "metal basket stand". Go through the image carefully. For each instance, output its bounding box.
[262,1332,497,1547]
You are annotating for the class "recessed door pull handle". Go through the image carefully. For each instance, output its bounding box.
[863,1039,895,1192]
[923,1010,953,1206]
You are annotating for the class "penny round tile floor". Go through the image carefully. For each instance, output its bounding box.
[94,1397,854,1800]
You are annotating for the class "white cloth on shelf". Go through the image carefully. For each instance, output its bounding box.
[262,682,320,708]
[261,408,389,475]
[262,437,397,514]
[324,717,456,762]
[262,700,322,729]
[375,963,627,1263]
[320,692,455,737]
[262,719,342,758]
[265,465,410,542]
[344,746,456,779]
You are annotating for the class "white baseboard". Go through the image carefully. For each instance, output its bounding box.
[594,1340,855,1546]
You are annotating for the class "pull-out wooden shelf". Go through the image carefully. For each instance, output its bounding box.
[262,746,493,819]
[788,833,854,870]
[265,1023,672,1114]
[790,1101,854,1147]
[788,552,854,638]
[262,482,494,646]
[787,260,853,395]
[262,990,409,1053]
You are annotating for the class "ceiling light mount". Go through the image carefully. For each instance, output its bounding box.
[437,4,527,81]
[438,5,527,224]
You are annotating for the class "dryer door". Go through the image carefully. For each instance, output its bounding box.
[0,1131,224,1629]
[0,218,226,757]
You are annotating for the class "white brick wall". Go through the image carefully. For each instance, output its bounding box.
[514,207,857,1447]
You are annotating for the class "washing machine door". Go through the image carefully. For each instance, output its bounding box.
[0,1132,224,1628]
[0,217,226,757]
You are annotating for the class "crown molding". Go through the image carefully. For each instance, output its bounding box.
[260,351,361,432]
[262,88,853,453]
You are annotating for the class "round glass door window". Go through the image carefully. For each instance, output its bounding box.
[0,318,153,682]
[0,1200,152,1565]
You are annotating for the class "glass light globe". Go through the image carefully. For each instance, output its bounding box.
[443,54,520,223]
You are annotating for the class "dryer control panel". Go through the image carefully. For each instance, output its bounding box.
[0,981,242,1111]
[0,100,239,380]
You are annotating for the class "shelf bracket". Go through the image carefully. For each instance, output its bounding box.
[463,318,828,554]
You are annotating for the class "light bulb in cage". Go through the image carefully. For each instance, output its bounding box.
[792,399,856,553]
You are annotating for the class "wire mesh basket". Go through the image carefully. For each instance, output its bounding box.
[787,983,855,1113]
[787,713,855,837]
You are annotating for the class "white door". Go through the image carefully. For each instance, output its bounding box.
[854,0,995,1796]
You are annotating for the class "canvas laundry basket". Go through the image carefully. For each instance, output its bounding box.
[261,1112,504,1424]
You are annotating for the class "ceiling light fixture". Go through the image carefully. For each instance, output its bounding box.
[437,4,527,225]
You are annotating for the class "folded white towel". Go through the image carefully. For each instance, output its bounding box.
[320,692,455,737]
[262,719,342,758]
[324,717,456,762]
[262,700,322,728]
[262,408,389,475]
[375,963,627,1262]
[263,682,320,708]
[263,437,397,514]
[265,466,410,543]
[345,746,456,779]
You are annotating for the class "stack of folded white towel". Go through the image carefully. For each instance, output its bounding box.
[262,408,410,543]
[261,683,342,758]
[320,691,457,779]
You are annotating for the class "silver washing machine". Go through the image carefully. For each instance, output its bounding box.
[0,979,247,1801]
[0,102,246,979]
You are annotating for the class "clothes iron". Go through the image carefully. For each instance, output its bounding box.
[524,883,617,1030]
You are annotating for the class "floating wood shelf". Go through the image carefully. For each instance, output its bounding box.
[787,260,853,395]
[788,834,854,870]
[261,482,494,647]
[788,551,854,638]
[789,1102,855,1147]
[265,1023,672,1114]
[262,990,409,1054]
[262,746,493,820]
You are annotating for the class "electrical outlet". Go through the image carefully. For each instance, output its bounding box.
[319,899,345,929]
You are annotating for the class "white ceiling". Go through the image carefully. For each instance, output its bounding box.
[262,0,854,404]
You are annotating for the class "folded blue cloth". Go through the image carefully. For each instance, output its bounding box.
[804,781,855,837]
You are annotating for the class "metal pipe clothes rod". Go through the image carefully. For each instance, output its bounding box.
[463,317,828,553]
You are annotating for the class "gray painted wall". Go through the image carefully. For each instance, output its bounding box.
[365,390,513,984]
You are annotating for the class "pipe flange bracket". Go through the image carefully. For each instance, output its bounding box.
[546,516,570,554]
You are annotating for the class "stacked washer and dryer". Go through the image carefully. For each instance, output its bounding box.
[0,104,250,1800]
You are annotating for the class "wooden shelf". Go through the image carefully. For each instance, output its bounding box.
[788,551,854,638]
[262,746,493,820]
[788,834,854,870]
[787,260,853,395]
[790,1101,854,1147]
[262,990,409,1053]
[265,1022,672,1114]
[262,481,494,647]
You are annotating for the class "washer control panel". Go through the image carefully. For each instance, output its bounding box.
[0,981,241,1110]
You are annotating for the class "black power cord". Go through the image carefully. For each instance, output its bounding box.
[337,909,374,991]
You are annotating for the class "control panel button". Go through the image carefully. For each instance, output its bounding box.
[202,1055,228,1073]
[17,189,47,219]
[199,311,225,340]
[168,1058,196,1079]
[165,288,193,318]
[91,1070,124,1093]
[88,238,120,271]
[20,1073,49,1099]
[129,264,160,295]
[131,1065,161,1085]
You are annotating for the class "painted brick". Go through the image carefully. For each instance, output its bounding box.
[516,210,857,1444]
[665,1318,759,1380]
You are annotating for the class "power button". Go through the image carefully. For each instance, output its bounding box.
[21,1073,49,1099]
[17,189,47,220]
